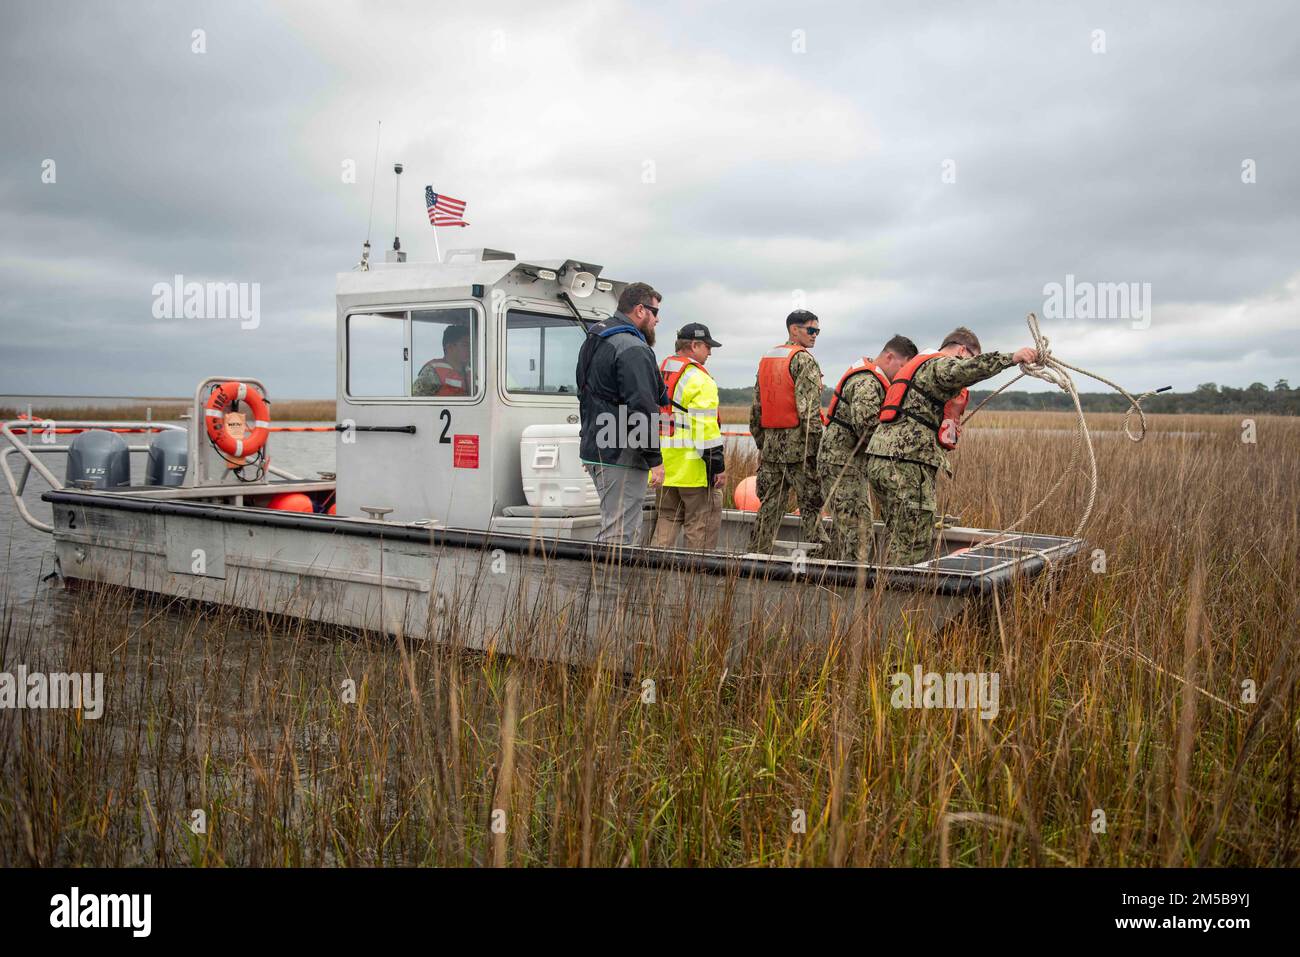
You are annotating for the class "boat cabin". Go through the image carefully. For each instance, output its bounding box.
[336,248,616,531]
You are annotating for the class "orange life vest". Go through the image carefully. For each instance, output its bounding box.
[823,358,891,435]
[659,355,717,437]
[938,388,969,450]
[757,344,807,428]
[417,359,468,396]
[878,352,969,450]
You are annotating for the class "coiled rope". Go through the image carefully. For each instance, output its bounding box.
[961,312,1164,540]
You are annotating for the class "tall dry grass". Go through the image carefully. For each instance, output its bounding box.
[1,412,1296,866]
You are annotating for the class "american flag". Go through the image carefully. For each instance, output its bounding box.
[425,186,469,227]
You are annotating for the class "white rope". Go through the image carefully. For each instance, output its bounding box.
[962,312,1160,543]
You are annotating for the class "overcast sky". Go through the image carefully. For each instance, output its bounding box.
[2,0,1297,397]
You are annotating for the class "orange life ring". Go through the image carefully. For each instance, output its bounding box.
[204,381,271,458]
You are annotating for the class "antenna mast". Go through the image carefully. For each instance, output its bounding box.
[388,162,406,263]
[358,120,382,271]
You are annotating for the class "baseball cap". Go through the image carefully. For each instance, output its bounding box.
[676,322,722,347]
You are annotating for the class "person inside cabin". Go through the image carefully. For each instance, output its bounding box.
[413,324,471,396]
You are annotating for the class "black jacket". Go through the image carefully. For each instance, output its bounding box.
[576,312,667,469]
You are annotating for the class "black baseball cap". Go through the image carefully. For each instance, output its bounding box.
[676,322,722,347]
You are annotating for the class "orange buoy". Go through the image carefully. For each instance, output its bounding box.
[734,475,760,512]
[266,492,314,513]
[327,503,336,515]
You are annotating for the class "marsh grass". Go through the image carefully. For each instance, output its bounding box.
[0,412,1297,866]
[719,404,751,424]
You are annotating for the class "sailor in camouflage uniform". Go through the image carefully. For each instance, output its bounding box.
[818,334,918,562]
[747,310,829,553]
[866,327,1039,566]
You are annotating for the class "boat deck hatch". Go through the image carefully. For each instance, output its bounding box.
[927,533,1074,574]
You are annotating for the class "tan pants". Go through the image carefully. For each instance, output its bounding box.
[652,485,723,550]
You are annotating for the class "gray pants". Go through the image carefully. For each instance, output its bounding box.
[588,463,649,545]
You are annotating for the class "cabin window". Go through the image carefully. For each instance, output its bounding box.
[347,306,481,400]
[347,312,407,398]
[504,310,586,395]
[412,307,479,398]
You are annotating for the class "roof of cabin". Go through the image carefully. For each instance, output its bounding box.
[336,259,518,296]
[335,250,620,312]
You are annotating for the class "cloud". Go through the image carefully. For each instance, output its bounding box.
[1,0,1297,399]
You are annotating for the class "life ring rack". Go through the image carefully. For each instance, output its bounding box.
[203,380,271,459]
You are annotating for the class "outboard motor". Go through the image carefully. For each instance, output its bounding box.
[146,429,188,486]
[65,429,131,489]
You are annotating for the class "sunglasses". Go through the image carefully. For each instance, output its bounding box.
[803,326,821,336]
[641,304,660,317]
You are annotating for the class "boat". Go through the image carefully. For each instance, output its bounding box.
[2,247,1085,666]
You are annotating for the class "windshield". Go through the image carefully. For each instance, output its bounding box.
[504,309,586,395]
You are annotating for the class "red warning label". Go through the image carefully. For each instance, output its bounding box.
[453,434,479,469]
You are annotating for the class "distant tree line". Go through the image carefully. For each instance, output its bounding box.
[716,380,1298,415]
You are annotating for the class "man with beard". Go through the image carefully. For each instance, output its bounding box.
[576,282,668,545]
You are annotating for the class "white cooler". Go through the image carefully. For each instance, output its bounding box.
[520,423,600,508]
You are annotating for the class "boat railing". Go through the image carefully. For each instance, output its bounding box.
[0,417,304,533]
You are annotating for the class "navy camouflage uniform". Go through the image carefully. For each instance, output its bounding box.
[819,371,887,562]
[747,347,828,552]
[865,352,1016,565]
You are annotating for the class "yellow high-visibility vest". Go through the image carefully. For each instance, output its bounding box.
[658,355,723,488]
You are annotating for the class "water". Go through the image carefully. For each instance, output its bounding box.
[1,422,335,602]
